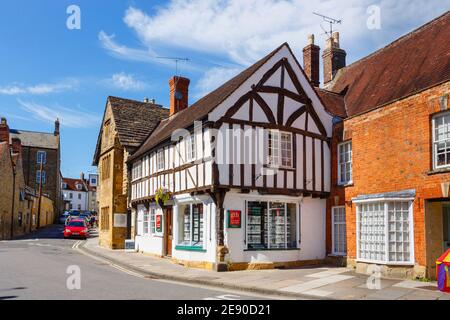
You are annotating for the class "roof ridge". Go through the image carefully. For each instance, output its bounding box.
[10,128,55,135]
[343,10,449,71]
[108,95,168,110]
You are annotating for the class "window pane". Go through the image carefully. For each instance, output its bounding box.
[269,202,286,249]
[247,202,268,249]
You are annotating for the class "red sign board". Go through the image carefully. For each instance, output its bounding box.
[156,214,162,233]
[228,210,241,228]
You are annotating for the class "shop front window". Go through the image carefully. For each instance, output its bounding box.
[179,203,204,247]
[247,201,297,250]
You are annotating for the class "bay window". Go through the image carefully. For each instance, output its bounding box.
[142,206,149,235]
[433,112,450,169]
[268,131,292,168]
[338,141,352,185]
[357,201,413,264]
[150,207,156,234]
[246,201,297,250]
[178,203,204,247]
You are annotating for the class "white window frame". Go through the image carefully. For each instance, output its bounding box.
[432,112,450,169]
[337,141,352,185]
[186,134,196,163]
[150,207,156,234]
[142,206,150,235]
[355,198,415,265]
[245,199,299,250]
[178,203,204,247]
[132,161,142,181]
[156,149,165,171]
[268,130,293,169]
[332,206,347,256]
[37,151,46,164]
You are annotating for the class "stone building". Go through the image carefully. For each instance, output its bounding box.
[93,97,169,249]
[0,117,54,239]
[9,119,62,217]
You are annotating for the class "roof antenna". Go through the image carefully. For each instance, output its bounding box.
[313,12,342,38]
[156,56,190,76]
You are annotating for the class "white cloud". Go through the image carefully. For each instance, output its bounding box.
[118,0,446,99]
[17,99,101,128]
[195,67,241,98]
[0,79,78,96]
[106,72,148,91]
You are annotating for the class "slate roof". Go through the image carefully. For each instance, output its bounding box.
[128,43,287,161]
[9,129,59,149]
[92,96,170,165]
[326,11,450,118]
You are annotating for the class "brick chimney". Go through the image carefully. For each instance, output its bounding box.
[11,137,22,155]
[169,76,190,116]
[322,32,347,84]
[303,34,320,87]
[0,117,10,143]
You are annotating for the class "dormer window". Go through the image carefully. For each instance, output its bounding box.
[76,184,82,191]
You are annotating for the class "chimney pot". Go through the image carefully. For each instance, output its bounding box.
[0,117,10,143]
[11,138,21,155]
[143,97,149,103]
[303,34,320,87]
[169,76,190,116]
[54,118,60,136]
[323,33,347,85]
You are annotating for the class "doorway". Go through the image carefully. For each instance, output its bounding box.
[164,207,173,257]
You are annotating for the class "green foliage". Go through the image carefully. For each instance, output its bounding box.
[155,187,171,206]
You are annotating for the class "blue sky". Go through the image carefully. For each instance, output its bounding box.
[0,0,448,178]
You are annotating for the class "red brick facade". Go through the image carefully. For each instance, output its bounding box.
[327,81,450,278]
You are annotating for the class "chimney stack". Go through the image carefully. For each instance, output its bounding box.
[322,31,347,85]
[11,138,22,155]
[169,76,190,116]
[80,172,85,181]
[303,34,320,87]
[0,117,10,143]
[54,118,60,136]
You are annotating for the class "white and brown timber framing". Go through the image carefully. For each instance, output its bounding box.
[129,43,334,206]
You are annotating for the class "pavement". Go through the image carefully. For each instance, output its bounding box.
[80,235,450,300]
[0,225,273,300]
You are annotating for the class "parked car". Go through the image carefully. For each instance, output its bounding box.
[64,219,89,240]
[69,210,81,217]
[59,213,70,224]
[79,213,91,226]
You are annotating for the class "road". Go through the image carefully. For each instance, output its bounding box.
[0,225,272,300]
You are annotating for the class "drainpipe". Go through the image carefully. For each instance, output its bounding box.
[10,168,16,239]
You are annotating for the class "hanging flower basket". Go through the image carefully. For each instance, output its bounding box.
[155,187,172,208]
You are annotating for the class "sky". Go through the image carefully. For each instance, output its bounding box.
[0,0,448,179]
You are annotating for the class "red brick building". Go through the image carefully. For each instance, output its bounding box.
[308,12,450,279]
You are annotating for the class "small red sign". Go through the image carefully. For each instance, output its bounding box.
[156,215,162,233]
[228,210,241,228]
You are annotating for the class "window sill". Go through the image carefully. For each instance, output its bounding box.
[427,167,450,175]
[264,165,295,171]
[356,259,414,266]
[336,182,353,188]
[175,245,206,252]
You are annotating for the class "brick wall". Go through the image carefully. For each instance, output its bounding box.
[327,81,450,273]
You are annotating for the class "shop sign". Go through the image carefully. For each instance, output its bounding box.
[227,210,241,228]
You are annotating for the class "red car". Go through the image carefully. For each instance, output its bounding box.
[64,219,89,239]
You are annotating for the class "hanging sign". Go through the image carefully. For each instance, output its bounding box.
[227,210,242,228]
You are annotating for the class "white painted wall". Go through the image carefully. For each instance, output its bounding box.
[222,191,326,264]
[63,190,88,211]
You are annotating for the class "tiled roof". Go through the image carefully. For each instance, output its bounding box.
[9,129,59,149]
[93,97,169,165]
[129,43,287,161]
[326,11,450,118]
[62,178,87,192]
[315,88,347,118]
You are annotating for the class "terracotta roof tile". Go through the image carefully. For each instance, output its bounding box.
[62,178,87,192]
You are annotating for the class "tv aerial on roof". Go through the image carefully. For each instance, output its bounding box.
[313,12,342,38]
[156,56,190,76]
